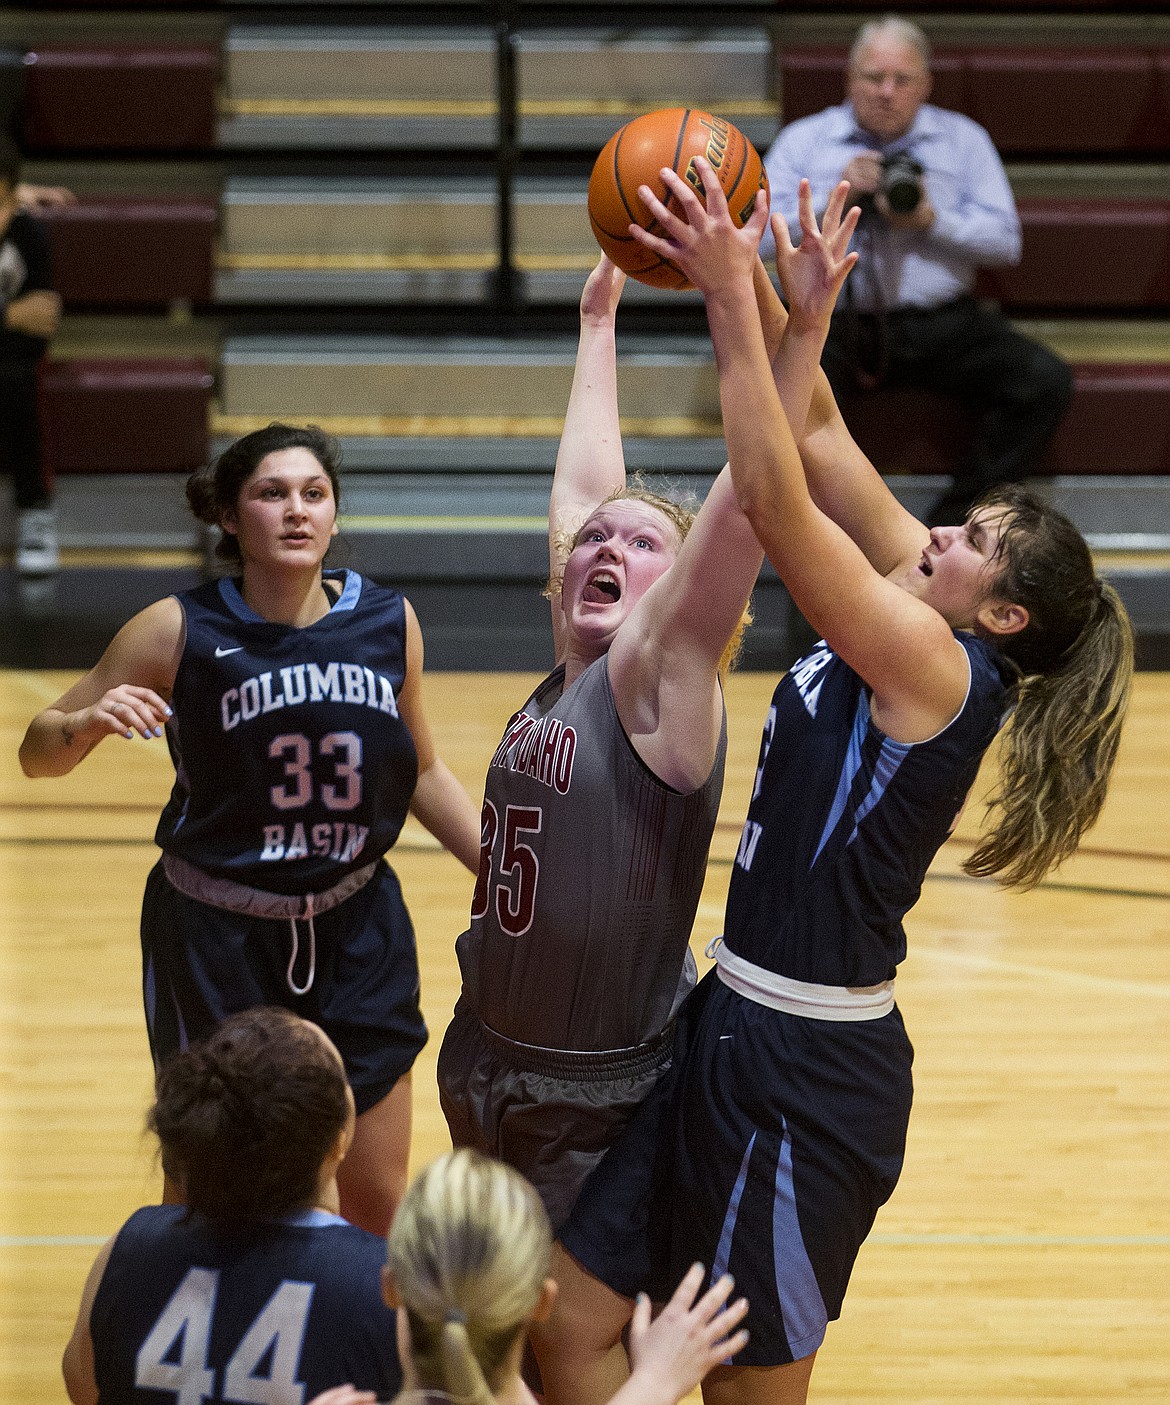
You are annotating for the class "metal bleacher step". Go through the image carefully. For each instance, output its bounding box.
[215,333,723,442]
[217,23,779,154]
[513,27,779,151]
[218,26,498,149]
[216,175,499,303]
[211,324,1170,568]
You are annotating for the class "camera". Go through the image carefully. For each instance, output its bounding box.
[879,153,924,214]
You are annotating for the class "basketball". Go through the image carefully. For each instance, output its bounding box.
[587,107,769,290]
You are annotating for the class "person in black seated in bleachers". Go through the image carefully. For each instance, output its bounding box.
[760,15,1073,526]
[0,140,61,574]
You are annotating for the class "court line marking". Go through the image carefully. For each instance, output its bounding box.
[4,1232,1167,1248]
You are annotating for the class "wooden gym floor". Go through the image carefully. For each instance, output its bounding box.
[1,666,1168,1403]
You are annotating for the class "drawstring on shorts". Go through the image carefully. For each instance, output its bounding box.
[160,853,379,1003]
[286,893,317,996]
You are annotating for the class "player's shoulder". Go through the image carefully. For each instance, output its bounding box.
[327,569,404,614]
[106,1203,187,1256]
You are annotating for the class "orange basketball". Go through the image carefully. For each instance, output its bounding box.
[588,107,769,290]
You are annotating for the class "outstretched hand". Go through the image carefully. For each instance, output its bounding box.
[772,179,860,332]
[625,1262,749,1405]
[580,254,627,326]
[630,156,769,295]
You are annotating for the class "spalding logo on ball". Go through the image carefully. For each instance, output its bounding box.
[588,107,769,290]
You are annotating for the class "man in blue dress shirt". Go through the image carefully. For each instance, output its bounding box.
[761,15,1072,526]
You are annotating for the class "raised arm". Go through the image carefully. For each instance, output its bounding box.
[759,181,929,576]
[548,258,629,660]
[19,598,183,778]
[631,159,972,742]
[608,462,763,791]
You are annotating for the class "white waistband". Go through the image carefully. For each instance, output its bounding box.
[162,852,377,921]
[712,941,895,1022]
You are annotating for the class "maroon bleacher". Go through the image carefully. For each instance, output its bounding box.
[977,200,1170,310]
[19,46,218,151]
[42,197,218,307]
[837,362,1170,477]
[38,359,214,479]
[778,45,1170,153]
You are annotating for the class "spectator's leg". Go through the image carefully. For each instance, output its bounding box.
[1,363,50,509]
[1,362,59,574]
[905,301,1073,526]
[820,315,862,405]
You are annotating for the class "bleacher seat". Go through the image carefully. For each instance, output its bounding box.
[218,26,497,149]
[211,328,1170,480]
[38,358,213,477]
[9,7,1169,628]
[215,175,497,304]
[514,27,779,151]
[835,362,1170,478]
[19,46,218,151]
[43,197,218,307]
[977,200,1170,309]
[778,44,1170,153]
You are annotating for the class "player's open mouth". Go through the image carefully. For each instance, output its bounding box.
[920,555,933,576]
[583,572,621,604]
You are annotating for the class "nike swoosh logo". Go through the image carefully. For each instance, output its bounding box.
[215,646,244,658]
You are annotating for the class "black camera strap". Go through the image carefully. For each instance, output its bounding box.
[842,216,890,390]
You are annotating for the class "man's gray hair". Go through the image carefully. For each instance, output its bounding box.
[849,15,932,71]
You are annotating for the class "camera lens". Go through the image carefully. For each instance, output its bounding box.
[882,154,922,214]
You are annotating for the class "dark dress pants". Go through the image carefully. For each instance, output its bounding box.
[821,297,1074,526]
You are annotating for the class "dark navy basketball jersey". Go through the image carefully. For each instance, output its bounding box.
[89,1204,401,1405]
[725,632,1014,987]
[157,572,418,896]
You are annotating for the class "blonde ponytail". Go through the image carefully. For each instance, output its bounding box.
[388,1150,551,1403]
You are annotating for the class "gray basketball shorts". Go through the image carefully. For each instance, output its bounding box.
[436,994,674,1233]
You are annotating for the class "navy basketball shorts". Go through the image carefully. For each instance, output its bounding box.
[560,970,915,1366]
[140,859,427,1115]
[437,994,675,1234]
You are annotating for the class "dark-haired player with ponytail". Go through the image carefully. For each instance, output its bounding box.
[535,171,1134,1405]
[62,1007,402,1405]
[20,425,481,1235]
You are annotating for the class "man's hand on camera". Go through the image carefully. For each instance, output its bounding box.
[840,152,882,205]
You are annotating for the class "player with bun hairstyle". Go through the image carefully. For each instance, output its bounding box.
[20,423,481,1235]
[436,239,833,1237]
[535,169,1133,1405]
[62,1007,401,1405]
[309,1148,749,1405]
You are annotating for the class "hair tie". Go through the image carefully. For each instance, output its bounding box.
[444,1308,467,1327]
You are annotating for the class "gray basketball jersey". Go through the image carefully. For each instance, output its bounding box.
[455,656,726,1051]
